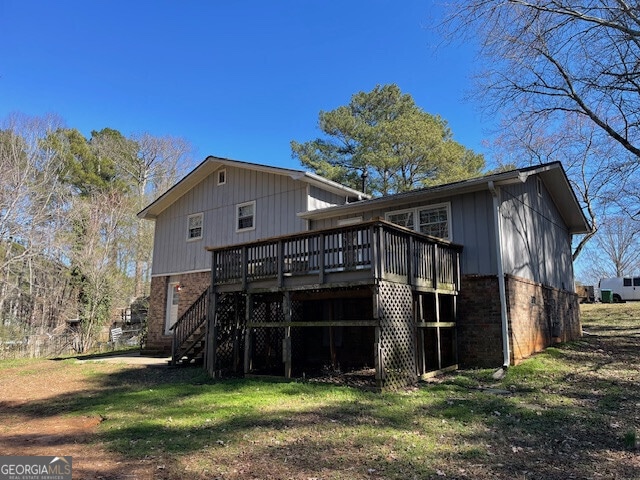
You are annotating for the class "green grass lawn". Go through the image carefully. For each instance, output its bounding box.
[2,302,639,479]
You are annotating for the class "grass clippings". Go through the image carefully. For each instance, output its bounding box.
[0,302,639,479]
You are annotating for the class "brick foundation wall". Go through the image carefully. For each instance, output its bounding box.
[457,275,504,367]
[506,275,581,363]
[145,275,169,353]
[143,271,211,354]
[457,274,582,368]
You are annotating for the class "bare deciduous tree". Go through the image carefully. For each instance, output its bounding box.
[579,215,640,282]
[126,133,192,296]
[442,0,640,158]
[64,190,131,352]
[0,113,69,330]
[439,0,640,259]
[0,112,195,356]
[489,111,638,259]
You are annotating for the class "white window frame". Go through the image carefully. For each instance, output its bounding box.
[187,213,203,241]
[217,169,227,185]
[385,202,452,241]
[236,200,256,232]
[385,208,415,230]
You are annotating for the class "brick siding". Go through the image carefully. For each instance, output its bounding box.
[457,275,504,367]
[457,274,581,368]
[506,275,581,363]
[143,271,210,354]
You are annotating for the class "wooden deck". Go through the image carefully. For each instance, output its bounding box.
[207,220,462,294]
[169,220,463,387]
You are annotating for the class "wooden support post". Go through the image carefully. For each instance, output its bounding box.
[244,293,253,374]
[205,289,218,377]
[370,225,378,279]
[407,236,414,286]
[326,300,339,369]
[435,292,442,371]
[233,294,241,374]
[418,294,426,376]
[374,326,383,390]
[373,285,383,390]
[283,291,292,379]
[372,225,385,280]
[452,294,459,366]
[455,250,461,291]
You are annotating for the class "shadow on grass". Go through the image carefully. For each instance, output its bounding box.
[1,358,638,479]
[3,310,640,480]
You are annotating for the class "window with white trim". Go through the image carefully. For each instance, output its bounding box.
[187,213,203,240]
[236,201,256,232]
[386,209,415,230]
[386,203,451,240]
[418,205,449,239]
[217,169,226,185]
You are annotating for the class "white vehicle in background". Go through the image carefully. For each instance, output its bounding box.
[599,277,640,302]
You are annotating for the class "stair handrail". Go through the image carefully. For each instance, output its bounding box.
[171,286,209,364]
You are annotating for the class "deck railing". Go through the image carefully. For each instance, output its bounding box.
[209,220,461,291]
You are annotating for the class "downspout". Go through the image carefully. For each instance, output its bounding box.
[488,181,511,369]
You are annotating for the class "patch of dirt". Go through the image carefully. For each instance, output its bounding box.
[306,367,378,390]
[0,359,156,480]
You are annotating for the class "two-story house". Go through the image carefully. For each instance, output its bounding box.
[138,156,590,390]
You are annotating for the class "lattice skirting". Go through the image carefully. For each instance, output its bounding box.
[211,285,442,390]
[212,293,246,376]
[377,281,417,390]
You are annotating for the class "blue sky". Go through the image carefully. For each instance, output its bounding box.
[0,1,489,170]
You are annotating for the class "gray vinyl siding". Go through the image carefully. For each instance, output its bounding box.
[307,185,348,210]
[311,179,575,288]
[499,177,574,290]
[309,190,498,276]
[151,166,309,275]
[453,191,497,275]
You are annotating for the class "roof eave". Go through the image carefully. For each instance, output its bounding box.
[299,172,519,221]
[300,162,592,234]
[137,155,369,220]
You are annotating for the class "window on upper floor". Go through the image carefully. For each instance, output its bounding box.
[187,213,203,240]
[386,203,451,241]
[217,169,226,185]
[236,201,256,232]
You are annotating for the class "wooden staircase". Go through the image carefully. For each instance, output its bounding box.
[170,287,209,366]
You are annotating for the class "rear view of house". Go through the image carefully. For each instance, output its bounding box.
[139,157,591,390]
[138,156,368,355]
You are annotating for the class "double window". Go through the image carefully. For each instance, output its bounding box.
[187,213,203,240]
[385,203,451,240]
